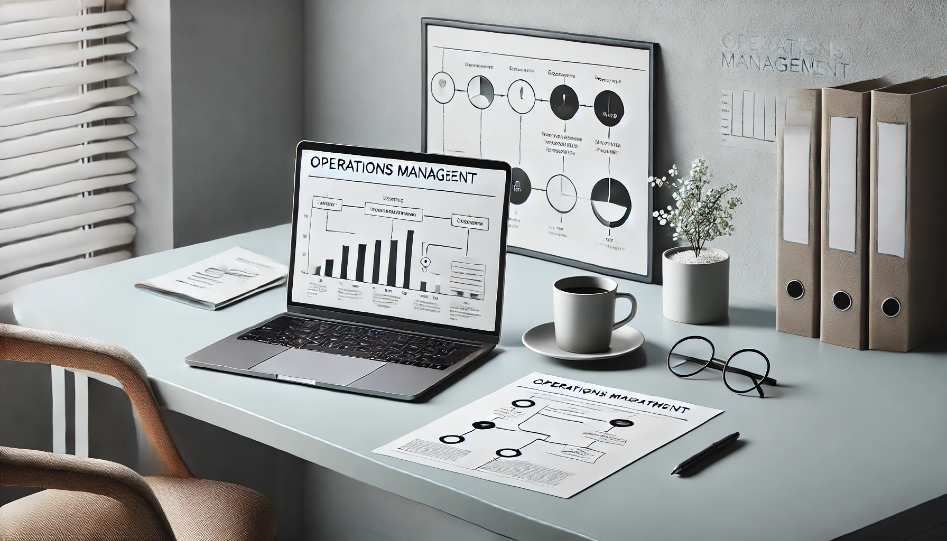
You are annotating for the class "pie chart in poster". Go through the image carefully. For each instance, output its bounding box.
[510,167,531,205]
[507,79,536,114]
[546,174,577,213]
[550,84,579,120]
[467,75,495,109]
[431,71,455,104]
[593,90,624,127]
[590,177,632,227]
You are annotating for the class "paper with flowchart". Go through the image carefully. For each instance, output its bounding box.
[374,373,722,498]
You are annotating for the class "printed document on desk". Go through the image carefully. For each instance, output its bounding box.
[374,373,722,498]
[135,247,288,310]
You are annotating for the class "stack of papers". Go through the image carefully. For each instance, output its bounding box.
[135,247,287,310]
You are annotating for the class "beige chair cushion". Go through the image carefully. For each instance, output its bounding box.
[0,489,172,541]
[144,477,277,541]
[0,477,276,541]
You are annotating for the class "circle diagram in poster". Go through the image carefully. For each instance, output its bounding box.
[507,79,536,114]
[431,72,455,104]
[467,75,495,109]
[546,174,577,213]
[593,90,624,127]
[550,84,580,120]
[510,167,531,205]
[590,177,632,227]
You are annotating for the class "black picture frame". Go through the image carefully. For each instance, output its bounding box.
[421,18,657,283]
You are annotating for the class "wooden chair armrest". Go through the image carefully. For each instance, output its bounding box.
[0,324,190,477]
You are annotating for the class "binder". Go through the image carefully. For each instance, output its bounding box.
[777,89,821,337]
[869,76,947,352]
[820,78,890,349]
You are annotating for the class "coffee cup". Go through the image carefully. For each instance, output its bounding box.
[553,276,637,354]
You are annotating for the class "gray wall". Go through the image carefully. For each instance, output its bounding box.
[170,0,305,247]
[302,0,947,305]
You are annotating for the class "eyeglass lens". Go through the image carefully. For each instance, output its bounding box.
[668,337,713,377]
[723,350,769,394]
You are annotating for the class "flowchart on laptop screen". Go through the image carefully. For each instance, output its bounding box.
[291,151,508,332]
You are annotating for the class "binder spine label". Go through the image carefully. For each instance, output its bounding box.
[877,122,907,258]
[783,125,812,245]
[828,117,858,252]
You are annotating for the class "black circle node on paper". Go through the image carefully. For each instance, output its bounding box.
[609,419,634,428]
[833,291,852,312]
[472,421,496,430]
[550,84,580,120]
[786,280,805,300]
[467,75,495,109]
[512,399,535,408]
[882,297,901,318]
[509,168,531,205]
[590,177,632,228]
[593,90,624,127]
[439,435,465,445]
[496,448,522,458]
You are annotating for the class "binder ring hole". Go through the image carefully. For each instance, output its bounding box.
[832,291,852,312]
[882,297,901,318]
[786,280,805,300]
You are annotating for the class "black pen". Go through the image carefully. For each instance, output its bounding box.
[671,432,740,475]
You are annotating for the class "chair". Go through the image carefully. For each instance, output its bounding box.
[0,324,278,541]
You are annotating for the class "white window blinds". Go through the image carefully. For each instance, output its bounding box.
[0,0,137,306]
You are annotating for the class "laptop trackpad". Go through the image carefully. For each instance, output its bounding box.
[249,348,385,386]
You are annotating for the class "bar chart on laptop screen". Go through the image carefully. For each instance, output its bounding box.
[291,151,506,332]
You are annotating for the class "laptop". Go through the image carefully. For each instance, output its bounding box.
[186,141,511,400]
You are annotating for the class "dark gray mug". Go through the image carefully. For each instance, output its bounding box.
[553,276,637,354]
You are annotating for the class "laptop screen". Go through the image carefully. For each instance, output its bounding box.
[288,142,510,335]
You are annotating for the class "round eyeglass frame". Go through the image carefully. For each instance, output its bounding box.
[722,348,772,394]
[665,335,715,377]
[667,336,772,397]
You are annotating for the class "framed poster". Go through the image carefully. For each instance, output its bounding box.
[422,19,655,282]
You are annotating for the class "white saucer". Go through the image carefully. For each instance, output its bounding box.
[521,322,645,361]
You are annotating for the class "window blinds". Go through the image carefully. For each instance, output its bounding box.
[0,0,137,307]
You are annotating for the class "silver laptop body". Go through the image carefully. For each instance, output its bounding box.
[186,141,511,401]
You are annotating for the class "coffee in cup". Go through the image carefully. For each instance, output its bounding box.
[553,276,637,354]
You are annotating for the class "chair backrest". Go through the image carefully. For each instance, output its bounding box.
[0,323,191,478]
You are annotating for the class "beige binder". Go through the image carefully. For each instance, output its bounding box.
[869,76,947,352]
[777,89,821,337]
[820,78,890,350]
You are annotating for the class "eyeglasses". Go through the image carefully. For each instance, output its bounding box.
[666,336,777,398]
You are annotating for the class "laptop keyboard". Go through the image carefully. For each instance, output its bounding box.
[237,316,481,370]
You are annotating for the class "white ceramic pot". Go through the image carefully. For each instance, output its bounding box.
[662,247,730,324]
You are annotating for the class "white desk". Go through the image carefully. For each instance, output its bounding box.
[12,225,947,540]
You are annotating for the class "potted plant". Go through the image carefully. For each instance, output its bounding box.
[649,158,742,324]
